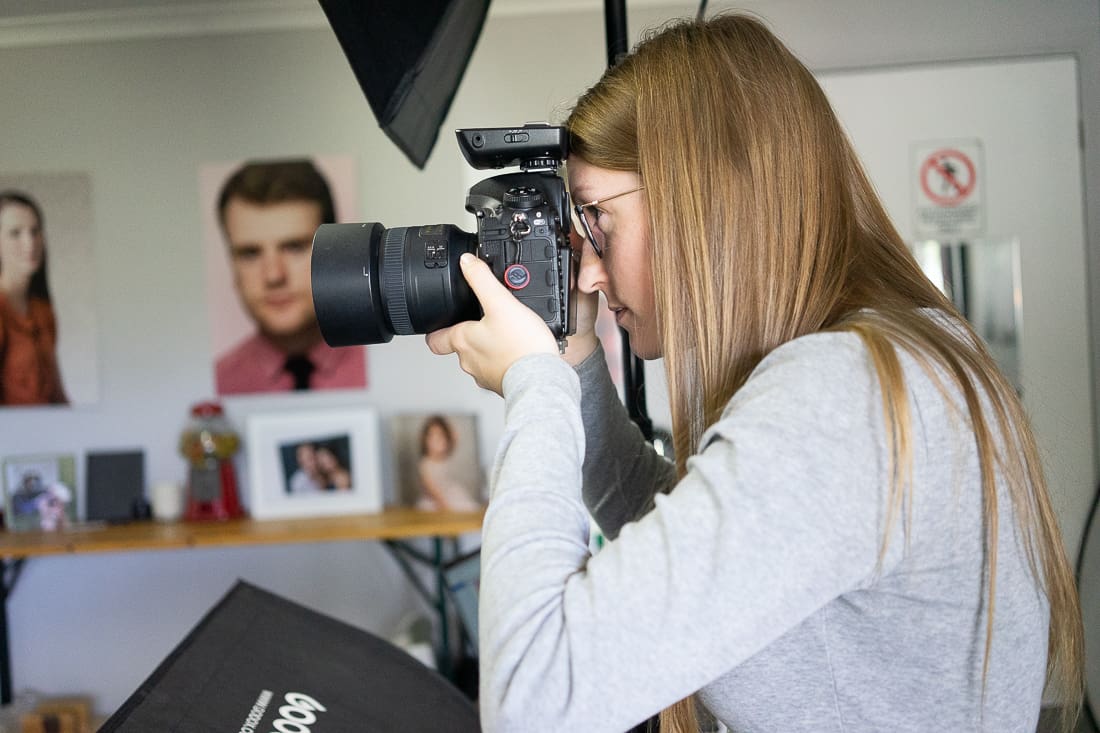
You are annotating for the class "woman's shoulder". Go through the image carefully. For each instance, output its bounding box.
[0,295,55,328]
[747,329,872,389]
[27,296,55,321]
[29,298,57,336]
[734,309,966,418]
[701,330,887,484]
[750,309,960,380]
[713,330,877,434]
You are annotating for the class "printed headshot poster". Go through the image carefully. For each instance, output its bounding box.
[0,172,99,408]
[198,156,367,397]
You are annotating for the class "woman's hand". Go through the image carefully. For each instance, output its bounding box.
[426,254,559,395]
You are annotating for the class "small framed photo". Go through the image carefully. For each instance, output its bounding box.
[3,454,78,531]
[245,408,383,520]
[390,413,484,512]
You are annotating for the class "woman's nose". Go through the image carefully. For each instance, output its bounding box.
[575,240,606,294]
[567,228,602,290]
[567,219,610,294]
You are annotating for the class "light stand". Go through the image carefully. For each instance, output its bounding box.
[602,0,654,442]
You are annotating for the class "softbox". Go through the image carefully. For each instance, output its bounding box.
[100,581,480,731]
[318,0,492,169]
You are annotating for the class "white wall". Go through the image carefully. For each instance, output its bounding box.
[819,56,1094,573]
[0,0,1096,715]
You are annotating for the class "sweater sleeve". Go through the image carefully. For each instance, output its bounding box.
[478,334,892,733]
[574,344,677,538]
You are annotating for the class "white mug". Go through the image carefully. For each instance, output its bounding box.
[149,480,184,522]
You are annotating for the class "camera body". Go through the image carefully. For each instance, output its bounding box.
[311,124,575,348]
[459,125,574,343]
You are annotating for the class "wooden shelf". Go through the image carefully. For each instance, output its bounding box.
[0,507,485,559]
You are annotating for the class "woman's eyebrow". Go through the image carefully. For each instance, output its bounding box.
[568,184,593,204]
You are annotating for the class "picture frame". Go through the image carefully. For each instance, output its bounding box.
[0,173,100,407]
[390,413,484,512]
[2,453,78,531]
[245,407,383,520]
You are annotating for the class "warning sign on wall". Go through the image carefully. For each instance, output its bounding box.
[911,139,985,238]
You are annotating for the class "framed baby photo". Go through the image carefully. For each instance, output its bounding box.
[2,453,78,532]
[245,407,383,520]
[390,413,484,512]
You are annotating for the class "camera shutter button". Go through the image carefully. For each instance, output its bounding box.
[504,264,531,290]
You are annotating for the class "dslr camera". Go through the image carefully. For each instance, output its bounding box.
[311,124,576,348]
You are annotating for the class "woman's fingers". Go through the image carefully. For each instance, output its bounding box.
[424,253,558,394]
[426,324,457,355]
[457,253,511,310]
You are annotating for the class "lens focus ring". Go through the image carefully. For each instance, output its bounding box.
[382,228,414,335]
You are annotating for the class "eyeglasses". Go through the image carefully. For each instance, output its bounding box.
[570,184,645,259]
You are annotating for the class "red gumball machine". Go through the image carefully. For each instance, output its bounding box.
[179,401,244,520]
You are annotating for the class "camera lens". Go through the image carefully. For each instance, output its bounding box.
[311,222,480,346]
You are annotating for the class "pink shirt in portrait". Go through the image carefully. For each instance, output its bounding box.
[215,333,366,395]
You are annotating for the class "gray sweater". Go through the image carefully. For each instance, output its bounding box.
[478,329,1049,732]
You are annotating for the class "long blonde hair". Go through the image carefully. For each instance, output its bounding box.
[566,13,1083,732]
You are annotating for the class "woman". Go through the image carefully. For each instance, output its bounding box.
[0,190,68,405]
[315,443,352,490]
[427,14,1082,733]
[415,415,481,512]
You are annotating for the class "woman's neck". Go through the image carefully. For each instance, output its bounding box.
[0,274,30,315]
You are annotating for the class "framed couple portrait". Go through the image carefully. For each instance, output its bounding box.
[245,407,382,520]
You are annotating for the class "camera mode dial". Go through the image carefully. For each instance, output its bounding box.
[503,186,544,209]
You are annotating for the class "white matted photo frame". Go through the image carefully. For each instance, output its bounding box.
[245,407,382,520]
[390,413,484,512]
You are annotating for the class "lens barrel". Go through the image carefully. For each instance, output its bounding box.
[311,222,479,346]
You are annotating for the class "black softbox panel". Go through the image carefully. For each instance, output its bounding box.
[318,0,492,169]
[100,581,480,731]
